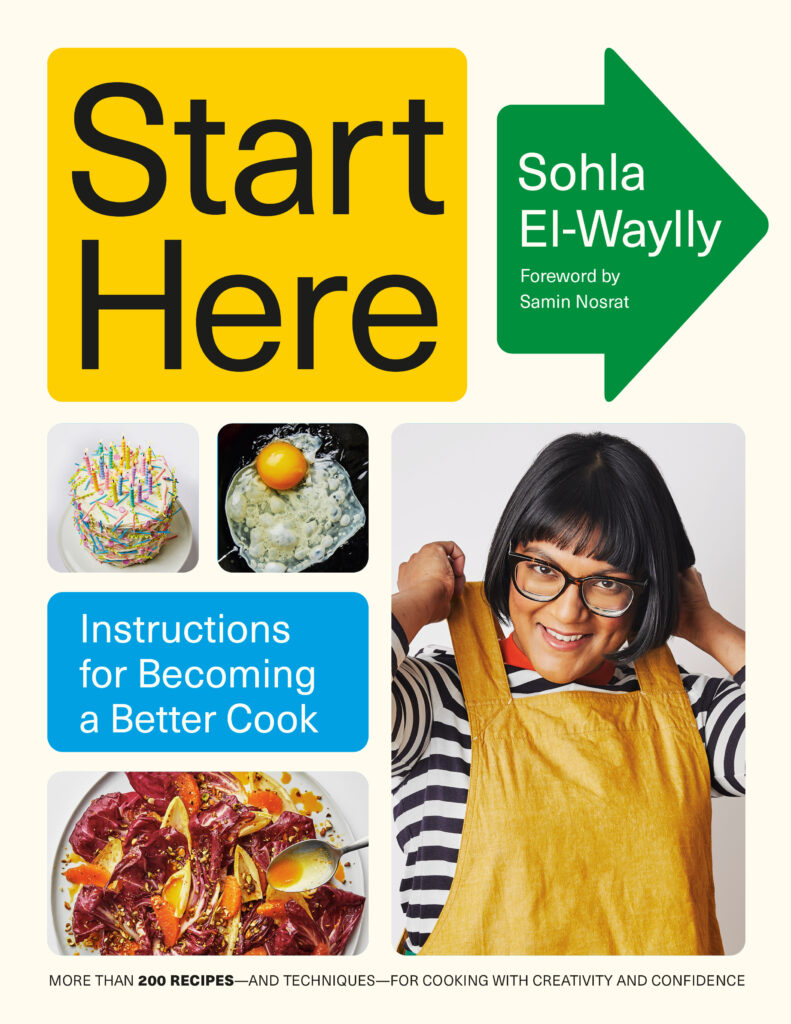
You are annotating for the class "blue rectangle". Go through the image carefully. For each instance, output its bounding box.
[48,592,368,752]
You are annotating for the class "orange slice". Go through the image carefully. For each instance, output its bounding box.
[64,863,111,887]
[151,895,180,948]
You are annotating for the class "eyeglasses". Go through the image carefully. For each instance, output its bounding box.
[508,548,648,618]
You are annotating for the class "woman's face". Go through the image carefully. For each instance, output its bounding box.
[508,539,638,684]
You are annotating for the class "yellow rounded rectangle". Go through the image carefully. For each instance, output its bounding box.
[48,48,466,401]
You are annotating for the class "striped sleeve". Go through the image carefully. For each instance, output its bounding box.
[392,615,434,778]
[681,665,745,796]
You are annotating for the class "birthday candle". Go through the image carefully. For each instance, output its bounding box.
[131,465,136,487]
[109,447,114,469]
[111,479,118,503]
[83,452,91,475]
[90,468,99,490]
[137,483,142,503]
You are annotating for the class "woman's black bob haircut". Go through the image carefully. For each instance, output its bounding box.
[483,432,694,664]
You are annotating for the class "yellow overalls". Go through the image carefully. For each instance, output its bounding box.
[419,583,723,955]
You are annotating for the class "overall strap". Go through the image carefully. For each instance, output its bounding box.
[633,643,686,696]
[447,582,511,705]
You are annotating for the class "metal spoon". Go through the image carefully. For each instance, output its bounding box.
[266,836,369,893]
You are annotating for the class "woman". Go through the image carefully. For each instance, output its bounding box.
[392,432,745,955]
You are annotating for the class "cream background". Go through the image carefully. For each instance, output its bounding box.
[3,0,789,1020]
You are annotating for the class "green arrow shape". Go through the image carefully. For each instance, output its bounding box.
[497,49,768,399]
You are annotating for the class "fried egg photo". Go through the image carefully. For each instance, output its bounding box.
[225,432,366,572]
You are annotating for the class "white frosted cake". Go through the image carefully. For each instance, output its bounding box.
[70,440,178,566]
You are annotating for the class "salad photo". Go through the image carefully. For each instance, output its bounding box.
[51,771,367,956]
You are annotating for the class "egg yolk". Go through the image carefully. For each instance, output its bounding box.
[267,855,303,890]
[163,873,186,911]
[255,441,308,490]
[289,787,323,814]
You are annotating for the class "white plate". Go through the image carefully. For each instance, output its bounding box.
[58,504,192,573]
[51,771,366,956]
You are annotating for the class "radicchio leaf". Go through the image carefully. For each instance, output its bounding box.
[307,884,366,955]
[269,900,328,955]
[125,772,180,814]
[110,826,188,897]
[192,801,256,881]
[245,811,316,865]
[72,887,151,952]
[69,791,146,859]
[195,772,247,805]
[236,902,275,954]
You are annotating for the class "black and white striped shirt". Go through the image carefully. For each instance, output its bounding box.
[391,615,746,954]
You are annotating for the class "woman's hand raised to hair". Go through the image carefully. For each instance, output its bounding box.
[674,567,745,677]
[393,542,467,645]
[675,567,714,641]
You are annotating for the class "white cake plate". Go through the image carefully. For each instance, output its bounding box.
[58,503,193,573]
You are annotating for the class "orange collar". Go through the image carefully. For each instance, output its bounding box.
[499,631,616,687]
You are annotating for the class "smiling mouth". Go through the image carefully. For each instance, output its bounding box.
[538,623,592,650]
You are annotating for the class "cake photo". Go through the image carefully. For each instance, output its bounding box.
[69,440,178,567]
